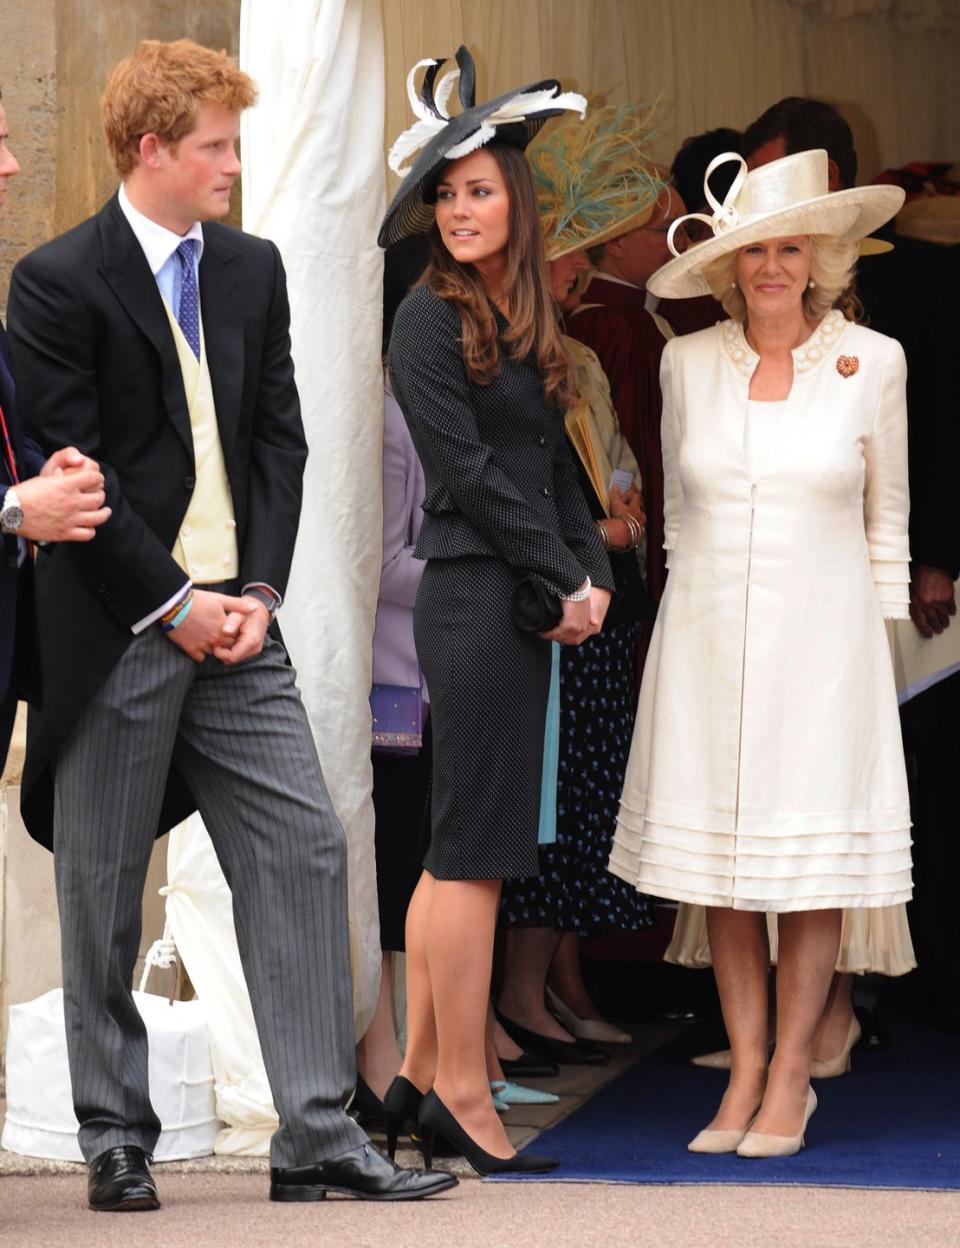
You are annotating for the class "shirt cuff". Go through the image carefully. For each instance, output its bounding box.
[132,581,192,635]
[241,581,283,610]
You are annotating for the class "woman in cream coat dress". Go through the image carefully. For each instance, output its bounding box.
[611,150,910,1158]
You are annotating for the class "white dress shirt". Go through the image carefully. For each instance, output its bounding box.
[118,185,281,633]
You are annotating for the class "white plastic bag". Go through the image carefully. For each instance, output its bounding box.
[165,814,278,1156]
[1,987,219,1162]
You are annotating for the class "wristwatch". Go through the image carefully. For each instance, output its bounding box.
[244,586,280,618]
[0,487,24,534]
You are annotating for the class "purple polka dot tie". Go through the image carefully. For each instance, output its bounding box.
[175,240,201,360]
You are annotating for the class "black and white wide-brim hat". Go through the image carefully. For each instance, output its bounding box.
[377,45,587,249]
[646,149,905,299]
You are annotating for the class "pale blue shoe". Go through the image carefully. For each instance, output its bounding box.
[491,1087,510,1113]
[490,1080,560,1106]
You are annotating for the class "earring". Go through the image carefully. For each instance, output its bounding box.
[730,281,737,289]
[808,279,817,289]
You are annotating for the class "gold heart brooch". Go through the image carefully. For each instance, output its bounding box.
[836,355,859,378]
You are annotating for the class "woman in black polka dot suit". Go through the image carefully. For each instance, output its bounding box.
[383,136,614,1174]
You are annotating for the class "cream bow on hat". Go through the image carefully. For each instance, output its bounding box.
[647,149,905,299]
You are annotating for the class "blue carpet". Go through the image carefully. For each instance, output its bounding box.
[494,1021,960,1189]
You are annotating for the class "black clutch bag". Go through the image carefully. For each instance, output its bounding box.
[511,575,563,633]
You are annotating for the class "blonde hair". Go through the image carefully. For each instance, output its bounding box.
[101,39,257,177]
[703,234,861,322]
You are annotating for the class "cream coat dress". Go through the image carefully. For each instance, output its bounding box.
[610,310,913,912]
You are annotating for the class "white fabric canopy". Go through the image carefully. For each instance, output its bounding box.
[240,0,387,1035]
[382,1,960,191]
[155,0,388,1158]
[786,0,959,34]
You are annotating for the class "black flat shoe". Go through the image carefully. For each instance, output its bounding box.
[855,1005,891,1050]
[87,1145,160,1212]
[500,1053,559,1079]
[270,1142,458,1201]
[417,1090,558,1176]
[495,1009,609,1066]
[348,1073,386,1133]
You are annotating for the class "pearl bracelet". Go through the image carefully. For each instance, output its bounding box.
[559,577,592,603]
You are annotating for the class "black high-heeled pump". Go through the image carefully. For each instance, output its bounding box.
[382,1075,426,1161]
[348,1073,386,1132]
[417,1090,559,1175]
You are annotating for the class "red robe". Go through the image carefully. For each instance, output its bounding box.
[564,276,670,603]
[658,294,725,337]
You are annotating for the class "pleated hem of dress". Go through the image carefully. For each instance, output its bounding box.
[609,819,913,912]
[664,901,917,976]
[619,793,913,836]
[635,882,912,912]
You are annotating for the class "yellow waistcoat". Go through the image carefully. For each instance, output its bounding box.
[163,303,239,583]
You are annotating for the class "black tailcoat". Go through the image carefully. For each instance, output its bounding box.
[0,320,42,754]
[7,195,306,846]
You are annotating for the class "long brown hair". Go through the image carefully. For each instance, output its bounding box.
[418,142,576,409]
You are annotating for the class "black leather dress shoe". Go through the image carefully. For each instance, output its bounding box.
[500,1053,559,1079]
[855,1005,891,1050]
[270,1142,459,1202]
[87,1146,160,1212]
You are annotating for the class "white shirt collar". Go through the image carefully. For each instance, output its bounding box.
[591,271,641,292]
[118,183,204,276]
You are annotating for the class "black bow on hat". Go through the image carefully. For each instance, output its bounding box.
[377,46,586,249]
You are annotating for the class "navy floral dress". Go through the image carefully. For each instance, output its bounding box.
[500,597,654,934]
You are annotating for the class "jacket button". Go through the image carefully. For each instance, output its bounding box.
[538,435,547,447]
[184,475,196,489]
[541,486,552,498]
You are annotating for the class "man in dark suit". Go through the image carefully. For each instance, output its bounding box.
[1,88,110,771]
[8,41,454,1211]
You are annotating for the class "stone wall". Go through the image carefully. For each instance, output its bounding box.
[1,0,241,313]
[0,0,57,314]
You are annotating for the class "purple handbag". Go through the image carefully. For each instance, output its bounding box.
[370,684,424,753]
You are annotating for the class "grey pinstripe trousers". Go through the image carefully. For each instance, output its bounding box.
[53,629,367,1167]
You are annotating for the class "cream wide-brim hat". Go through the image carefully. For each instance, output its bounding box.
[647,149,905,299]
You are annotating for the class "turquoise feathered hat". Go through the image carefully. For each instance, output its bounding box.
[531,103,667,261]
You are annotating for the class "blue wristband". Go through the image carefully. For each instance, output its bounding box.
[164,596,194,632]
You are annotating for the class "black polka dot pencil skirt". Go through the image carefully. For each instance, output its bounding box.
[414,555,551,882]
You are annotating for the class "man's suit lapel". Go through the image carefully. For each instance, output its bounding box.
[0,321,17,422]
[198,225,244,463]
[96,196,194,459]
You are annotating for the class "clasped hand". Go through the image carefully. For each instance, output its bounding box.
[541,585,611,646]
[15,446,111,542]
[166,589,271,664]
[609,483,645,526]
[909,565,957,639]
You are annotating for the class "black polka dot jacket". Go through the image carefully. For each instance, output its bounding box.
[388,286,614,598]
